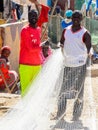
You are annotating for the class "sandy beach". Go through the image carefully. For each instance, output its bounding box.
[0,0,98,129]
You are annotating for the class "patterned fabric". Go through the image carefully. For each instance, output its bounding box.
[59,64,86,99]
[57,64,87,118]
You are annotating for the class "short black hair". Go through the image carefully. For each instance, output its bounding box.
[28,9,38,18]
[72,10,83,20]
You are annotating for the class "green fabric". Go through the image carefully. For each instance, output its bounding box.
[19,64,41,97]
[75,0,85,10]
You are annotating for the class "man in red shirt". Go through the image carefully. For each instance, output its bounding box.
[19,0,50,97]
[19,9,42,96]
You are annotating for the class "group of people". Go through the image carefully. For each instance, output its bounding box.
[0,0,92,121]
[0,0,51,95]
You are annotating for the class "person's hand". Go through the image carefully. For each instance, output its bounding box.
[42,46,49,58]
[29,0,41,12]
[60,44,64,48]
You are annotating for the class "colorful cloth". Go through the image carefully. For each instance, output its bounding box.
[19,64,41,97]
[0,58,18,90]
[61,19,73,29]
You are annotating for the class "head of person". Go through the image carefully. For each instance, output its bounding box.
[0,46,11,58]
[41,40,50,58]
[72,10,83,26]
[28,9,38,27]
[56,6,61,14]
[65,10,73,19]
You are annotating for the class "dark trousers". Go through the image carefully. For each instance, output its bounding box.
[57,64,87,118]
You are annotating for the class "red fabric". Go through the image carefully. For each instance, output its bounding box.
[19,25,43,65]
[0,59,10,89]
[0,59,18,90]
[37,4,50,27]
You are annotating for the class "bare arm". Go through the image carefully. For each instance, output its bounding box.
[83,31,92,54]
[29,0,41,14]
[60,29,66,47]
[59,29,66,54]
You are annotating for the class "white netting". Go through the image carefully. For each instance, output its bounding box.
[0,48,96,130]
[0,49,64,130]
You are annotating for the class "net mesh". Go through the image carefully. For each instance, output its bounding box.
[85,17,98,53]
[0,49,96,130]
[0,12,97,130]
[48,15,63,44]
[48,11,98,52]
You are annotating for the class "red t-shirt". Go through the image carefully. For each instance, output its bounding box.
[19,25,43,65]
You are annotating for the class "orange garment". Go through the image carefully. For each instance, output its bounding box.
[0,59,18,89]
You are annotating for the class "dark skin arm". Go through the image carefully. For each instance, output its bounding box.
[29,0,41,14]
[42,46,49,58]
[60,29,66,47]
[59,29,66,53]
[83,31,91,54]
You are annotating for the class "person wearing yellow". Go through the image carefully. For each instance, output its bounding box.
[19,0,50,97]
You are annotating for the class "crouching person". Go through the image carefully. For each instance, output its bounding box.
[0,46,19,94]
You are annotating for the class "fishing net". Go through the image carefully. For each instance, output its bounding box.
[0,48,96,130]
[85,17,98,53]
[48,14,63,44]
[0,49,64,130]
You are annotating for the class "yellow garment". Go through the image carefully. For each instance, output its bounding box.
[19,64,41,97]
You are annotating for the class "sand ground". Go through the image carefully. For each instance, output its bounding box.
[0,64,98,129]
[0,0,98,129]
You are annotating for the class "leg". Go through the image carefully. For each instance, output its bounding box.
[56,67,70,118]
[73,98,83,120]
[57,93,67,118]
[72,64,86,120]
[19,64,41,96]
